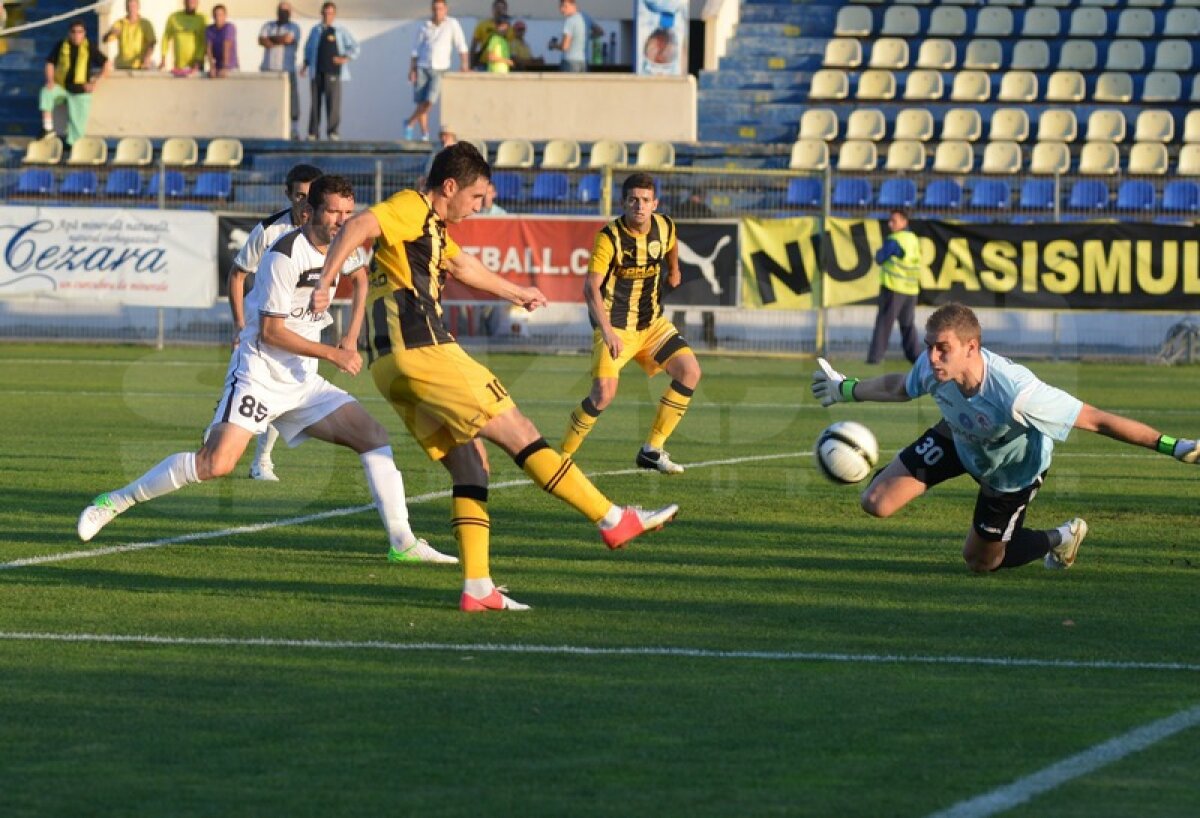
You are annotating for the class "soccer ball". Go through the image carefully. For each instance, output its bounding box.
[814,421,879,484]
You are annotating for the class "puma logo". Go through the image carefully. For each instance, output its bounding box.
[676,236,731,296]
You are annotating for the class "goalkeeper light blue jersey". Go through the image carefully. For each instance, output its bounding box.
[905,348,1083,492]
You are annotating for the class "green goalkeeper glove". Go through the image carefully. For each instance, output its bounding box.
[811,357,858,408]
[1159,436,1200,464]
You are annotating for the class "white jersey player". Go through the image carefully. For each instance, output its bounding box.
[78,175,456,565]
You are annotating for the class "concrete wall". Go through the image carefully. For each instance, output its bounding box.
[88,74,290,139]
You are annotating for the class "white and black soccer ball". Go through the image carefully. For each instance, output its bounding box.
[814,421,879,484]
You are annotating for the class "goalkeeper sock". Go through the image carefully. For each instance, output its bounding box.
[514,438,612,523]
[108,452,200,512]
[561,397,602,456]
[647,381,694,450]
[997,527,1060,569]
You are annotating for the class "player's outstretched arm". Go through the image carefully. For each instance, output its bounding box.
[445,252,547,311]
[314,210,382,311]
[1073,404,1199,463]
[811,357,909,407]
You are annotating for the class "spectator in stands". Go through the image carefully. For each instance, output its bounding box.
[480,180,506,215]
[673,186,713,218]
[552,0,588,72]
[419,125,457,185]
[103,0,157,70]
[405,0,468,142]
[510,21,543,70]
[470,0,511,69]
[259,2,302,139]
[868,209,923,365]
[482,16,513,73]
[302,1,359,141]
[205,5,238,77]
[40,19,109,147]
[161,0,207,74]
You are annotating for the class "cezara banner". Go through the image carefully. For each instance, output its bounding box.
[0,206,217,308]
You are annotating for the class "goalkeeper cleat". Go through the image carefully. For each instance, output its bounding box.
[77,494,120,542]
[1045,517,1088,570]
[636,446,685,475]
[460,586,530,612]
[249,461,279,482]
[387,538,458,564]
[600,503,679,550]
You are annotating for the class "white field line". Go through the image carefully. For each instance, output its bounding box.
[0,631,1198,674]
[927,704,1200,818]
[0,452,803,571]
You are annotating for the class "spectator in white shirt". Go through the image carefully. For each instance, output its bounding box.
[405,0,468,141]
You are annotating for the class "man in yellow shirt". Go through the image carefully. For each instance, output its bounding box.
[161,0,206,73]
[470,0,512,68]
[103,0,156,69]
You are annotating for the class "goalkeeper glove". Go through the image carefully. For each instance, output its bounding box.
[811,357,859,408]
[1159,436,1200,464]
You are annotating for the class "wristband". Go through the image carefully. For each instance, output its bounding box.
[840,378,859,402]
[1156,435,1178,456]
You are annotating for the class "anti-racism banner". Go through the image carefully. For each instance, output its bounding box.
[0,206,217,307]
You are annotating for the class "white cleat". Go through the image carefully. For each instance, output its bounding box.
[635,446,685,475]
[387,538,459,564]
[1045,517,1089,570]
[77,494,120,542]
[249,461,279,482]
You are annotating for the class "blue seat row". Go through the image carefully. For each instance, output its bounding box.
[13,169,232,200]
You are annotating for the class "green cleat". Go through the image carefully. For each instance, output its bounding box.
[77,493,120,542]
[386,538,458,564]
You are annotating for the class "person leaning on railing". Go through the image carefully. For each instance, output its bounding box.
[41,19,109,148]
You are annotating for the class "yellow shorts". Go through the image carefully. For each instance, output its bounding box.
[371,343,516,461]
[591,315,691,380]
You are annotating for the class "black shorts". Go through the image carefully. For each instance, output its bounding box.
[897,422,1046,543]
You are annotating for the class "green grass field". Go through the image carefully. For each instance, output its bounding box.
[1,343,1197,817]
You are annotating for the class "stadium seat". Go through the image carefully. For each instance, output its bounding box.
[809,69,850,100]
[104,168,142,197]
[1128,142,1169,175]
[112,136,153,166]
[531,171,569,202]
[1181,145,1200,176]
[1011,40,1051,70]
[1115,180,1155,212]
[824,38,863,69]
[1105,40,1145,72]
[857,69,897,100]
[1086,110,1126,143]
[975,7,1014,37]
[490,171,522,201]
[837,140,878,171]
[799,109,839,142]
[636,141,675,168]
[161,137,198,167]
[541,138,581,169]
[1046,71,1086,102]
[877,177,917,208]
[1070,7,1108,36]
[576,173,602,203]
[789,139,830,171]
[1037,109,1078,143]
[1030,142,1070,174]
[928,6,967,36]
[1079,141,1120,175]
[924,179,963,208]
[203,138,243,168]
[894,109,935,142]
[785,177,823,208]
[885,140,926,172]
[1143,72,1182,103]
[981,141,1023,174]
[835,6,872,37]
[847,109,886,141]
[1022,9,1061,36]
[1093,72,1133,103]
[1020,179,1056,210]
[147,169,187,198]
[916,39,956,70]
[991,109,1031,142]
[998,71,1038,102]
[869,38,909,69]
[1185,111,1200,143]
[881,6,920,36]
[1058,41,1097,71]
[971,179,1011,209]
[1162,180,1200,213]
[464,138,489,162]
[950,71,990,102]
[588,139,627,168]
[1134,111,1173,143]
[1154,40,1192,71]
[193,171,232,199]
[942,109,983,142]
[1116,9,1155,36]
[1128,0,1165,7]
[1165,7,1200,36]
[66,137,107,166]
[60,170,98,195]
[933,141,974,173]
[1032,0,1070,8]
[16,167,54,195]
[494,138,535,168]
[963,39,1002,70]
[1068,179,1110,210]
[22,135,63,165]
[831,177,872,207]
[1192,75,1200,102]
[903,70,943,101]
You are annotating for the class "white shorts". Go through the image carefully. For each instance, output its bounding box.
[209,348,356,446]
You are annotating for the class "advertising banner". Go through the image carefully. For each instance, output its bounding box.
[665,221,739,307]
[740,216,821,309]
[0,206,217,308]
[634,0,687,75]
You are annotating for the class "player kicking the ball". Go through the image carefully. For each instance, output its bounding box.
[77,175,456,565]
[812,302,1198,573]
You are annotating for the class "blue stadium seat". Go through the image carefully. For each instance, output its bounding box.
[530,171,569,202]
[1068,179,1110,211]
[104,169,143,197]
[1162,180,1200,213]
[970,180,1010,209]
[831,177,872,207]
[491,171,522,203]
[16,168,55,195]
[1020,179,1056,210]
[877,178,917,208]
[576,173,602,204]
[1115,180,1156,213]
[193,172,232,200]
[786,177,823,208]
[924,179,962,209]
[147,170,187,199]
[60,170,98,196]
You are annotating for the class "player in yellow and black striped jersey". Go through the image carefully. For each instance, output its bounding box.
[560,173,703,475]
[311,143,678,612]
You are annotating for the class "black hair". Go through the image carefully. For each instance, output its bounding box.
[622,172,657,199]
[427,142,491,191]
[285,163,323,194]
[890,208,910,221]
[306,174,354,210]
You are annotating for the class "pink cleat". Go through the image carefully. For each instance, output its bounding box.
[600,504,679,550]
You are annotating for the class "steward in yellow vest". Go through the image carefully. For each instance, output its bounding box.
[868,209,923,364]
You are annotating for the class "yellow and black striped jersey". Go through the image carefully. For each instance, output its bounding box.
[589,214,676,332]
[365,189,461,357]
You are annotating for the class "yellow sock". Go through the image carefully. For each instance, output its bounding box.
[561,397,602,456]
[647,380,694,450]
[451,486,490,580]
[515,439,611,523]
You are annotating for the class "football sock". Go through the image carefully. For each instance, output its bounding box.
[452,485,490,580]
[254,424,280,464]
[463,577,495,598]
[561,397,602,456]
[108,452,200,512]
[359,446,414,549]
[647,381,694,450]
[513,438,611,523]
[998,527,1060,569]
